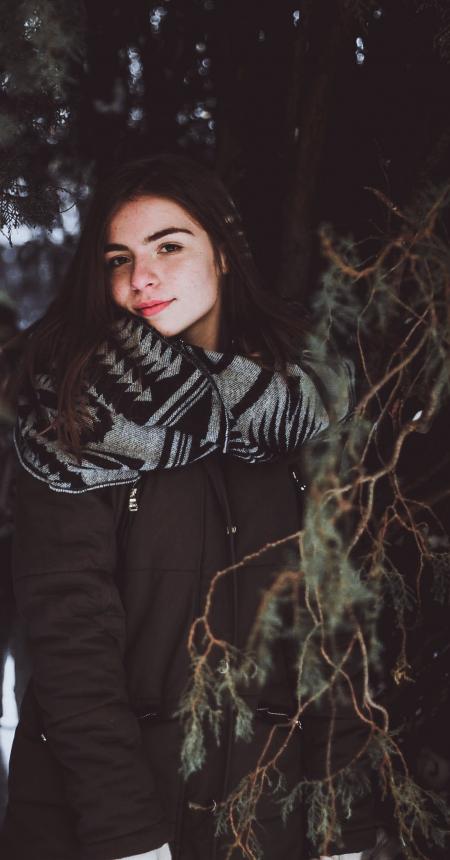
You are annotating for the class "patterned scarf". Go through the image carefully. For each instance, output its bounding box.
[14,312,354,493]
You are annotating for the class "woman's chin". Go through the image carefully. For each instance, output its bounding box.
[142,318,184,339]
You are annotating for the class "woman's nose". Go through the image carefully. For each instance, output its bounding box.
[130,259,160,291]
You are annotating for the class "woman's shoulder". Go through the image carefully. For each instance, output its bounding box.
[12,460,122,575]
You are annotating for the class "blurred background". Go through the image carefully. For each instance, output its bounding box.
[1,0,449,324]
[1,0,449,848]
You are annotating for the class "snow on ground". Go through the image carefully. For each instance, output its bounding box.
[0,654,18,770]
[1,654,18,823]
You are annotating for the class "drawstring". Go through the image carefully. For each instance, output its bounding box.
[202,456,238,860]
[173,462,208,860]
[218,525,238,860]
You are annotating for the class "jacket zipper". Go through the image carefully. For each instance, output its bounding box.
[128,478,140,512]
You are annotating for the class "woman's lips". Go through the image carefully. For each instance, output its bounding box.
[136,300,174,317]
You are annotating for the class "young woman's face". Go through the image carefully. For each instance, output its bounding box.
[104,196,224,350]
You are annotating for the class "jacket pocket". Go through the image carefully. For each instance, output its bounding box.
[130,697,178,722]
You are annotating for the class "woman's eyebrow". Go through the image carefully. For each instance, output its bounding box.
[104,226,194,252]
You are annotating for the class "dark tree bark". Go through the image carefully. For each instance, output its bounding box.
[211,0,298,290]
[278,2,348,300]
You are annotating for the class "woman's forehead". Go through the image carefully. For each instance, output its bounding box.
[106,195,202,241]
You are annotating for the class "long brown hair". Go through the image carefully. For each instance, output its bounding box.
[5,154,308,454]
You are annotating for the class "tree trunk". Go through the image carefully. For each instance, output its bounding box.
[278,2,347,300]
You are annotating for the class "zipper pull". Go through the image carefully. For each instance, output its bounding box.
[128,484,139,512]
[292,469,307,492]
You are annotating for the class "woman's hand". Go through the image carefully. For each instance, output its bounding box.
[115,844,172,860]
[309,830,403,860]
[310,853,363,859]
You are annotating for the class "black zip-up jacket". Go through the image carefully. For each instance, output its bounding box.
[1,452,377,860]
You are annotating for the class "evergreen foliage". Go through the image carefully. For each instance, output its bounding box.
[178,185,450,859]
[0,0,85,238]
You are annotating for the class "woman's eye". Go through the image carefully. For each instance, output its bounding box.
[105,256,130,269]
[159,242,182,254]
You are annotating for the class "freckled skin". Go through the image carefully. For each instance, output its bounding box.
[105,196,224,351]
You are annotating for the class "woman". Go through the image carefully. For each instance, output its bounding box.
[0,155,377,860]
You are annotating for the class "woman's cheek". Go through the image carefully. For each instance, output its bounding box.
[110,279,128,308]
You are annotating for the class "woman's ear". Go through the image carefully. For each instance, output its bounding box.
[219,249,229,275]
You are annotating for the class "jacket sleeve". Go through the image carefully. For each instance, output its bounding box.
[12,463,171,860]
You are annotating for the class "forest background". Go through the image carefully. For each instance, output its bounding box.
[0,1,449,858]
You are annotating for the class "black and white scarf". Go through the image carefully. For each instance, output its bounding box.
[14,312,354,493]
